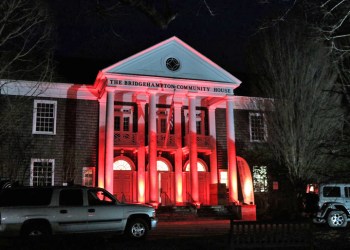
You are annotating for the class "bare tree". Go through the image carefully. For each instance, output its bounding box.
[0,0,54,182]
[0,0,54,82]
[250,22,342,188]
[256,0,350,179]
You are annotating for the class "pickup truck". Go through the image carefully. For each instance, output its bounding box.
[0,186,157,239]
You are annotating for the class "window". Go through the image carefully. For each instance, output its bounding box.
[249,113,267,142]
[323,186,341,197]
[157,160,170,171]
[32,100,57,135]
[82,167,95,187]
[184,161,207,172]
[59,189,83,206]
[113,159,132,170]
[219,170,228,187]
[0,188,53,206]
[30,159,54,186]
[114,116,121,131]
[160,118,166,133]
[345,187,350,198]
[123,117,130,131]
[196,120,202,134]
[253,166,268,192]
[115,107,132,132]
[88,189,116,205]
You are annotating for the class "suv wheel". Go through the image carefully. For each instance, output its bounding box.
[126,218,148,239]
[327,210,348,228]
[22,222,50,237]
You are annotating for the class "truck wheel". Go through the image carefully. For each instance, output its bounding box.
[22,222,50,237]
[327,210,348,228]
[126,218,148,239]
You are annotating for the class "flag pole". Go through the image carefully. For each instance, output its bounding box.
[164,89,175,148]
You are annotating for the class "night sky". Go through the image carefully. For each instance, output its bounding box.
[48,1,291,95]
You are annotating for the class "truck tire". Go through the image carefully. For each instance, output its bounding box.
[22,222,51,237]
[327,210,348,228]
[125,218,148,239]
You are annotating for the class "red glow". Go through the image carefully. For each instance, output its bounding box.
[237,156,255,205]
[138,179,145,203]
[176,176,183,203]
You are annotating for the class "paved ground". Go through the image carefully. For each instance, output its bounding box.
[1,219,350,250]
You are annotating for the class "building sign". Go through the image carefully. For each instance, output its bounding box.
[108,79,233,95]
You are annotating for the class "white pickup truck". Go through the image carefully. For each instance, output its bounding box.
[0,186,157,239]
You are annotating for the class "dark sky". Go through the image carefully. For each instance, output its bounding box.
[48,0,291,94]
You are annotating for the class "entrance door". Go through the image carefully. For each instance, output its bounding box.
[159,172,173,206]
[198,172,209,205]
[113,171,133,202]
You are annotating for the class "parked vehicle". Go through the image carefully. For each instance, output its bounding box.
[313,183,350,228]
[0,186,157,239]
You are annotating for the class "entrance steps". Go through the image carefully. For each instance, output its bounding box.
[156,205,236,221]
[156,206,197,221]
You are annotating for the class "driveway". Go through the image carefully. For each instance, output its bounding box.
[1,219,350,250]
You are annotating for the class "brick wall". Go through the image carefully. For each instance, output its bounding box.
[0,95,99,186]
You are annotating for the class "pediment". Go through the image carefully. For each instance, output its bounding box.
[103,37,241,85]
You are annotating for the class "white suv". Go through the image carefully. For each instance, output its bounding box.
[313,183,350,228]
[0,186,157,239]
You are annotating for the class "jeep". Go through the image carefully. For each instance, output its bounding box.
[313,183,350,228]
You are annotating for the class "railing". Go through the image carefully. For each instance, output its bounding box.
[161,191,173,206]
[157,134,176,148]
[114,132,138,146]
[185,135,212,149]
[228,220,314,249]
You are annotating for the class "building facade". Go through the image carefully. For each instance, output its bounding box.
[1,37,272,209]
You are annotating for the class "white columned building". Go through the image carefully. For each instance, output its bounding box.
[96,36,243,207]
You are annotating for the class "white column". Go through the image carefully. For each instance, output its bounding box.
[226,95,238,202]
[148,91,158,204]
[174,102,183,204]
[137,100,146,203]
[105,87,115,194]
[98,94,107,188]
[188,95,199,204]
[208,107,218,185]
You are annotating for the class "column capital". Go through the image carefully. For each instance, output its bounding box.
[187,93,197,99]
[105,86,115,93]
[208,106,217,111]
[147,89,158,95]
[225,95,234,101]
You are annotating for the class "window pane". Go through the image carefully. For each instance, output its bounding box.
[196,121,201,134]
[32,161,53,186]
[59,189,83,206]
[35,102,55,133]
[253,166,268,192]
[323,187,341,197]
[123,117,129,131]
[114,116,120,131]
[250,113,266,142]
[161,119,166,133]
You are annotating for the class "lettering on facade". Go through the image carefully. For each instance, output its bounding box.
[108,79,232,95]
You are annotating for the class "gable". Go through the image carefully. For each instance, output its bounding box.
[103,37,241,85]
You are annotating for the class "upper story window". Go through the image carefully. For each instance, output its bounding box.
[30,159,54,187]
[249,113,267,142]
[185,110,206,135]
[157,109,171,134]
[115,107,132,132]
[32,100,57,135]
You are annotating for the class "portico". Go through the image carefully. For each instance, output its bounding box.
[95,37,243,207]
